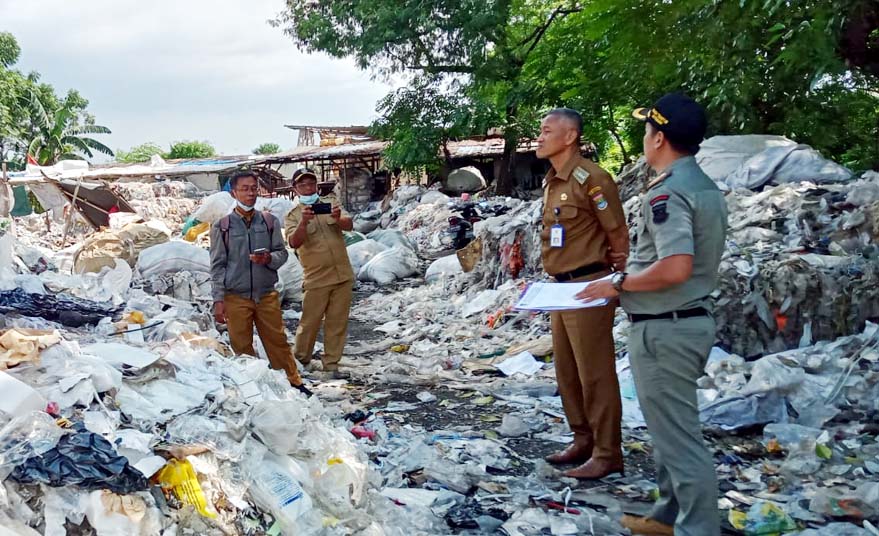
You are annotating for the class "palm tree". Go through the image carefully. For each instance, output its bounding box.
[28,101,113,165]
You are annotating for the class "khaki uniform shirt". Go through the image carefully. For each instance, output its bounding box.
[621,156,728,314]
[540,154,626,276]
[284,195,355,290]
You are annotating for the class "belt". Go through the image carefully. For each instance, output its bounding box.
[552,262,609,282]
[628,307,709,323]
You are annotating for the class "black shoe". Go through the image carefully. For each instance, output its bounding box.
[293,383,314,398]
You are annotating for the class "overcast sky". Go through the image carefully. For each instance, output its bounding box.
[0,0,393,157]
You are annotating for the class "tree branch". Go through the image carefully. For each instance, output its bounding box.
[516,5,582,59]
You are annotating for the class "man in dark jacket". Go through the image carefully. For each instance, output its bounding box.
[210,171,310,396]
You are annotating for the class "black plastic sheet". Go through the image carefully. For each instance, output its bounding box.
[11,426,149,494]
[0,288,120,327]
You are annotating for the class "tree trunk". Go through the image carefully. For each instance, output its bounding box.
[496,134,517,196]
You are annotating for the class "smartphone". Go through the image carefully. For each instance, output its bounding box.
[252,248,269,255]
[311,202,332,215]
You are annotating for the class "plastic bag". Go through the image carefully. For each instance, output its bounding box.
[156,459,216,518]
[11,425,149,494]
[0,288,120,328]
[358,246,419,285]
[136,241,210,277]
[344,231,367,247]
[367,229,418,252]
[255,197,295,224]
[191,192,236,224]
[347,239,388,275]
[246,451,319,535]
[249,400,309,456]
[728,501,797,535]
[0,411,64,478]
[276,251,304,303]
[425,255,463,283]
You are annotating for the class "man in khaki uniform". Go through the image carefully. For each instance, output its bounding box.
[579,93,726,535]
[284,169,355,379]
[536,108,630,480]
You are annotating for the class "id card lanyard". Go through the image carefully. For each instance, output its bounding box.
[550,207,565,248]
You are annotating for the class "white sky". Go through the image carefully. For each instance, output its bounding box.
[0,0,394,157]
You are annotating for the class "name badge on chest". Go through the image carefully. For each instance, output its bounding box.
[550,224,565,248]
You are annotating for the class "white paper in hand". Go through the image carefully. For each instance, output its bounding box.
[513,275,612,311]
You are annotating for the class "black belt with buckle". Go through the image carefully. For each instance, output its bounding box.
[553,262,608,282]
[628,307,709,323]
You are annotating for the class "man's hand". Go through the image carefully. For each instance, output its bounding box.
[300,206,315,224]
[608,250,628,272]
[575,279,619,302]
[331,205,342,221]
[249,252,272,265]
[213,301,226,324]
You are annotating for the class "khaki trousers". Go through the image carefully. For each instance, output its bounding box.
[294,280,353,371]
[225,291,302,386]
[551,274,622,462]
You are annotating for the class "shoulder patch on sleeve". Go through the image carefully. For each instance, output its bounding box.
[649,194,669,206]
[651,199,669,224]
[588,185,602,196]
[592,192,609,211]
[573,167,590,185]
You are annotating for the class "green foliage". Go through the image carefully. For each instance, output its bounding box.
[1,33,113,167]
[278,0,879,180]
[167,140,216,160]
[0,32,21,68]
[370,78,496,172]
[116,142,166,163]
[253,142,282,155]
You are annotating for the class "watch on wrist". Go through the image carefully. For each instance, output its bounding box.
[611,271,627,292]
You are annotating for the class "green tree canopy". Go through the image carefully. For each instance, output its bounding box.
[253,142,282,155]
[116,142,165,163]
[1,33,113,169]
[277,0,879,182]
[167,140,216,160]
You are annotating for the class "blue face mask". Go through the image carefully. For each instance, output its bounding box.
[299,193,319,205]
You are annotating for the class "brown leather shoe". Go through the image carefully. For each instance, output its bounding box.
[545,442,592,465]
[620,515,674,536]
[562,458,624,480]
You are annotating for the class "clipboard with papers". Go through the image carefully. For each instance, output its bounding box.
[513,275,613,311]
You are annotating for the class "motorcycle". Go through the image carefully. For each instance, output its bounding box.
[440,200,511,251]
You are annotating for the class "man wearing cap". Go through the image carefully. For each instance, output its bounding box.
[536,108,629,480]
[284,169,355,380]
[210,171,311,397]
[578,93,727,535]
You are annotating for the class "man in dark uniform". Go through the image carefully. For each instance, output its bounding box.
[579,93,727,535]
[536,108,630,480]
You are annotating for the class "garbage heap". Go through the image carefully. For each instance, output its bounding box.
[0,220,432,536]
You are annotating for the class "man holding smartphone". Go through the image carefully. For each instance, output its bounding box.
[285,168,355,379]
[210,171,311,396]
